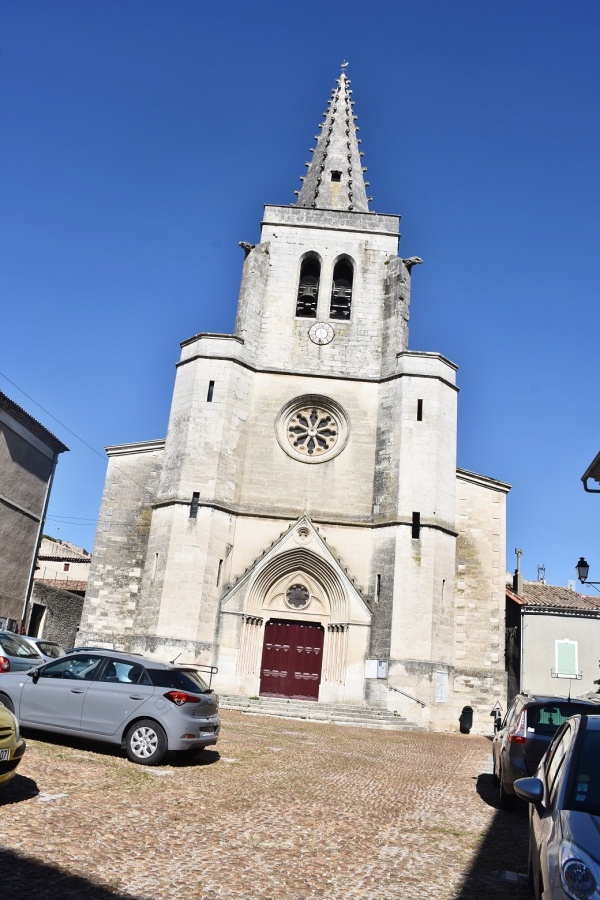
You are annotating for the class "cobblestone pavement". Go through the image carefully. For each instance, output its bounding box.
[0,712,530,899]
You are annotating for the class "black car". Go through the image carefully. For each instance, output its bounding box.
[492,692,600,808]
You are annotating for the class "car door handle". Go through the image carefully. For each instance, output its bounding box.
[129,695,144,700]
[70,689,85,694]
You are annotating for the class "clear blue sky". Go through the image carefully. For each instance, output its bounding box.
[2,1,600,589]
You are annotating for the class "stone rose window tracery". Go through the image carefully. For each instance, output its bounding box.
[275,394,350,465]
[286,584,310,610]
[288,407,338,458]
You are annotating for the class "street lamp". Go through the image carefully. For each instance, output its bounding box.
[576,557,600,590]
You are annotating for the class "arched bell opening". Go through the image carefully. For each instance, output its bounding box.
[296,253,321,318]
[329,256,354,320]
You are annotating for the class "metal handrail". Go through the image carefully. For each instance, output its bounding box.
[388,684,426,707]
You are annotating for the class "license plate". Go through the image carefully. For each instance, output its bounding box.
[0,749,9,761]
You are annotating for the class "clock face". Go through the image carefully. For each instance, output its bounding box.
[309,322,334,345]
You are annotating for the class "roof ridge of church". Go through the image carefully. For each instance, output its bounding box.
[294,63,370,213]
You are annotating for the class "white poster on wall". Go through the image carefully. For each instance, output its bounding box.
[365,659,378,679]
[435,670,448,703]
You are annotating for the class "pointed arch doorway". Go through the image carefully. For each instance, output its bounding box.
[259,619,324,701]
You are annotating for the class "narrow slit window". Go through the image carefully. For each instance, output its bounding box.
[331,170,342,182]
[330,257,353,320]
[296,254,320,318]
[217,559,223,586]
[417,399,423,421]
[190,492,200,519]
[207,381,215,402]
[376,574,381,603]
[412,511,421,540]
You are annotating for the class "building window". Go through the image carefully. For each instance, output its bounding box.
[411,512,421,540]
[63,563,70,572]
[417,399,423,421]
[554,639,579,678]
[217,559,223,586]
[207,381,215,402]
[190,492,200,519]
[286,584,310,610]
[296,254,320,318]
[331,170,342,182]
[276,394,350,465]
[330,257,353,320]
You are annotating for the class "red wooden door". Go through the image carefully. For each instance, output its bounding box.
[260,620,324,701]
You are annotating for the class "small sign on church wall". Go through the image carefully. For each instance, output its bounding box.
[365,659,388,679]
[435,670,448,703]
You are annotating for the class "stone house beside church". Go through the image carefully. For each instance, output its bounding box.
[80,68,510,732]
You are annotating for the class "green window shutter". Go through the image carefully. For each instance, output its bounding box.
[557,640,577,677]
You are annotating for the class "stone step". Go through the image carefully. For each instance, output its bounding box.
[219,694,425,731]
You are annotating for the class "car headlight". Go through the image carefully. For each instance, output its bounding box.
[560,841,600,899]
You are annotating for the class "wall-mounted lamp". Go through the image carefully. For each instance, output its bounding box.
[576,557,600,590]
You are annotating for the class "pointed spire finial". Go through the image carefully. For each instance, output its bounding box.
[293,67,369,212]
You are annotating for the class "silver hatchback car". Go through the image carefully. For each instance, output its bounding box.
[0,650,220,765]
[515,714,600,900]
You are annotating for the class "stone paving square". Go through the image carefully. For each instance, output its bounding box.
[0,711,529,899]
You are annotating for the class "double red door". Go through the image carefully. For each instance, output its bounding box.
[259,619,324,701]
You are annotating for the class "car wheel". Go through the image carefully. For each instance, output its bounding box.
[125,720,168,766]
[0,693,14,714]
[498,771,516,810]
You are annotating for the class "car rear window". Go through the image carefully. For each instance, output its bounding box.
[37,642,65,658]
[0,635,42,659]
[528,703,596,736]
[147,668,210,693]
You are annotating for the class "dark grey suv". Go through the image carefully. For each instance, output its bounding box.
[492,692,600,808]
[0,650,220,765]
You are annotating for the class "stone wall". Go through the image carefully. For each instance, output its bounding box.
[454,469,510,733]
[28,582,84,649]
[79,441,164,645]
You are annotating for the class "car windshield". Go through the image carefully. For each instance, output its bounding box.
[566,730,600,815]
[0,634,42,659]
[147,668,210,693]
[528,703,595,736]
[36,642,66,658]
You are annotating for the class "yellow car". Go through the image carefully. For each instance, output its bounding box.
[0,701,26,785]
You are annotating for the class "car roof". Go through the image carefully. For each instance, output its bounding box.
[519,693,600,707]
[67,647,192,671]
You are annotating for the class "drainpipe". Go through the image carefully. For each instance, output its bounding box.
[21,450,59,628]
[519,606,525,693]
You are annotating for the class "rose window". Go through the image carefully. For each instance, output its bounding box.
[286,584,310,609]
[287,407,338,458]
[276,394,349,464]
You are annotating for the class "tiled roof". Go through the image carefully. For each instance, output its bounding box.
[38,579,87,594]
[507,579,600,612]
[0,392,68,454]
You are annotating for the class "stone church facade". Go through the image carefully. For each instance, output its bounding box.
[81,69,510,732]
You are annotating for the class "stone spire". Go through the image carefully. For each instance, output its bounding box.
[294,63,370,213]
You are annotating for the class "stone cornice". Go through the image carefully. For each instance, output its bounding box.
[150,498,459,537]
[175,351,459,391]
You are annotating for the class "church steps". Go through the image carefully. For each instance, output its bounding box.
[218,694,425,731]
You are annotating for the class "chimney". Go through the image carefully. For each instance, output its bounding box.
[513,548,523,595]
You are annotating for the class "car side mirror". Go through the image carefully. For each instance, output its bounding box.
[28,669,40,684]
[513,777,544,805]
